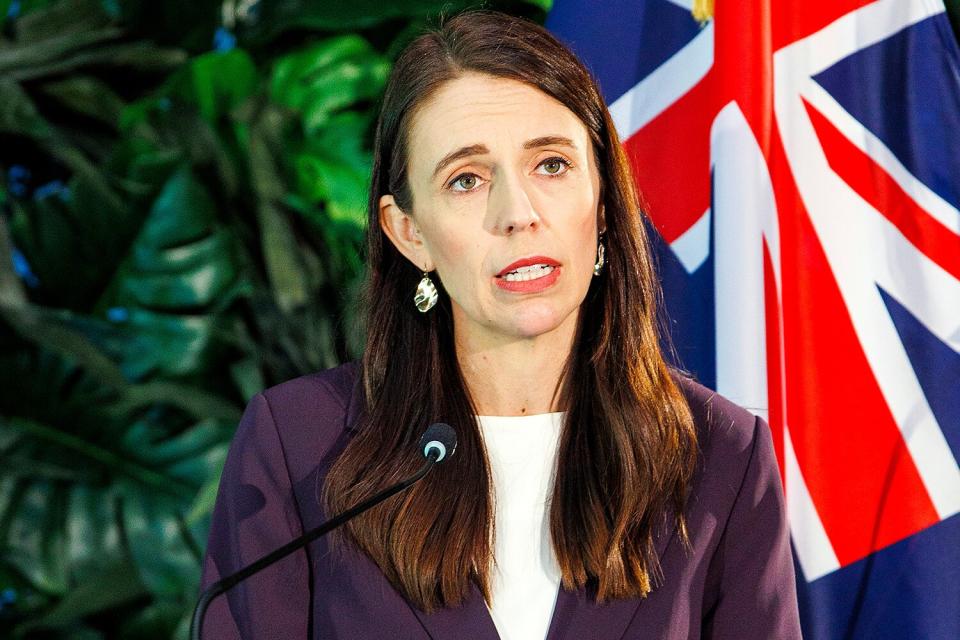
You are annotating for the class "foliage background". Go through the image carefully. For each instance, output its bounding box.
[0,0,549,637]
[1,0,958,638]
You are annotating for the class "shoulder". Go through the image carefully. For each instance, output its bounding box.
[671,376,801,635]
[259,360,361,419]
[243,361,362,484]
[672,373,778,507]
[674,373,762,456]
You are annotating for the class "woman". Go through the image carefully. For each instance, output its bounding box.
[200,10,802,640]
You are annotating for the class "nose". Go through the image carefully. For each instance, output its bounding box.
[488,173,540,236]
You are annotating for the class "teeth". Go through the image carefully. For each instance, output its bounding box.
[503,264,554,282]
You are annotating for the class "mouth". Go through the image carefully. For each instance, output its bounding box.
[496,256,561,279]
[494,256,561,292]
[500,263,556,282]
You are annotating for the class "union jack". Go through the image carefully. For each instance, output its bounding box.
[549,0,960,637]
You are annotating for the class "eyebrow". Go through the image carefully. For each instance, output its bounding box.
[430,135,579,181]
[432,144,488,181]
[523,135,577,151]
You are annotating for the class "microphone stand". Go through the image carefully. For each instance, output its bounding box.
[190,450,441,640]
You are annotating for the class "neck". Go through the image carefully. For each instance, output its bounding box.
[455,315,579,417]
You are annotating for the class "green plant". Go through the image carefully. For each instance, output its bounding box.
[0,0,550,637]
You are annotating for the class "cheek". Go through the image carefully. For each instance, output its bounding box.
[423,223,485,289]
[570,205,600,265]
[553,174,600,250]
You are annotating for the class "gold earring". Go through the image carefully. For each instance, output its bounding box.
[593,242,606,277]
[414,272,438,312]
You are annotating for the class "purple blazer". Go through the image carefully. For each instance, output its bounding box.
[200,362,802,639]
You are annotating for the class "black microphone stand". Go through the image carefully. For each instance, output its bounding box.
[190,450,441,640]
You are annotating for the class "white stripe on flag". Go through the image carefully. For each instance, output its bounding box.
[785,424,842,581]
[669,207,711,273]
[609,22,714,141]
[778,0,943,79]
[711,102,775,419]
[775,24,960,520]
[803,80,960,236]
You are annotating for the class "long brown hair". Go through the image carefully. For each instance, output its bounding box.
[323,10,698,612]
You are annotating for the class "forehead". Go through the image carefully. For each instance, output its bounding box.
[406,73,592,173]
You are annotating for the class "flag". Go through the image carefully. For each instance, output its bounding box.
[547,1,960,637]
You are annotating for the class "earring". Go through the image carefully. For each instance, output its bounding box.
[593,241,606,277]
[414,272,438,312]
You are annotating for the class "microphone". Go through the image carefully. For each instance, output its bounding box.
[190,423,458,640]
[419,422,457,463]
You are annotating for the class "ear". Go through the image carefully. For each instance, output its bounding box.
[379,194,434,272]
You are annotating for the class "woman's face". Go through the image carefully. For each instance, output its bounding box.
[380,72,602,346]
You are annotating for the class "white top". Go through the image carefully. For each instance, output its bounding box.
[478,412,564,640]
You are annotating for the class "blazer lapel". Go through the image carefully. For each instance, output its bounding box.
[342,362,364,431]
[340,367,675,640]
[410,582,502,640]
[339,369,500,639]
[545,513,679,640]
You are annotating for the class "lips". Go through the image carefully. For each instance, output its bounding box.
[494,256,561,293]
[496,256,561,278]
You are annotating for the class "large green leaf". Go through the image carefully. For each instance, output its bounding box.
[166,49,259,125]
[234,35,387,315]
[0,352,230,635]
[15,558,149,636]
[8,167,245,382]
[270,35,389,134]
[86,167,244,379]
[9,0,112,43]
[0,1,563,636]
[39,76,126,129]
[0,76,130,231]
[246,105,313,314]
[8,175,134,311]
[0,77,55,139]
[293,111,372,229]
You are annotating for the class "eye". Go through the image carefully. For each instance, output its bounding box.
[447,172,485,192]
[537,156,573,176]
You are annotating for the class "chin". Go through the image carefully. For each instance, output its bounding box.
[508,306,575,339]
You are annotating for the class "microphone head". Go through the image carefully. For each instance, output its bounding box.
[419,423,457,463]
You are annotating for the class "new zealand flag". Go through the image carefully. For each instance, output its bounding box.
[548,1,960,637]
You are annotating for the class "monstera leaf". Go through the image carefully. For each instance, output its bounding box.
[0,350,231,638]
[8,166,145,312]
[1,203,238,638]
[268,34,387,189]
[270,35,389,134]
[0,1,560,637]
[235,35,386,319]
[172,50,259,126]
[293,109,374,231]
[68,166,247,380]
